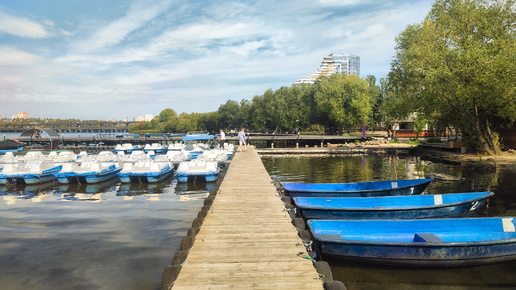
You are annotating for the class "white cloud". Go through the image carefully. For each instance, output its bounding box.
[156,21,256,45]
[72,0,174,53]
[229,40,267,57]
[0,46,42,66]
[0,11,51,38]
[317,0,372,6]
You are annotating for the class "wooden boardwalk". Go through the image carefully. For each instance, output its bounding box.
[170,146,323,289]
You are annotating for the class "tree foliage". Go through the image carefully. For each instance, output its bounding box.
[130,73,380,135]
[388,0,516,154]
[314,74,371,132]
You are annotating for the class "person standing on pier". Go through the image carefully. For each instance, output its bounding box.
[238,128,247,151]
[218,129,225,149]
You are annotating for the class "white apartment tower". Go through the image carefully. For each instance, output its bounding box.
[294,53,360,85]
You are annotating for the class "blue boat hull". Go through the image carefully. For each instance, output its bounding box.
[118,167,174,183]
[283,178,432,198]
[84,169,122,184]
[294,192,493,220]
[309,218,516,267]
[1,174,56,185]
[175,171,219,183]
[55,168,122,184]
[0,165,62,185]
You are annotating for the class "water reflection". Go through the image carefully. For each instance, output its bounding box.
[57,178,118,194]
[0,182,55,204]
[175,182,213,201]
[0,174,208,289]
[261,154,516,290]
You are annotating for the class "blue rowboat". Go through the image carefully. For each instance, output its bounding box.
[294,192,493,220]
[308,217,516,267]
[282,178,432,198]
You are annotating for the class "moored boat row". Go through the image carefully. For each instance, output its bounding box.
[281,178,516,267]
[0,140,229,185]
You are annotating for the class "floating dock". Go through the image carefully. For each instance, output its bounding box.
[163,146,324,289]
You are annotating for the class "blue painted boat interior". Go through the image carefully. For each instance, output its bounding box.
[309,218,516,243]
[283,178,432,192]
[294,192,493,209]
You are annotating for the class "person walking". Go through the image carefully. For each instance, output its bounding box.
[238,128,247,151]
[218,129,225,149]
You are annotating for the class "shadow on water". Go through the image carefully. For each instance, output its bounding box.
[261,154,516,290]
[325,256,516,290]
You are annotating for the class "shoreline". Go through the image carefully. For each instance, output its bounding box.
[257,141,516,169]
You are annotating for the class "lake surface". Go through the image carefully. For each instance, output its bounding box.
[0,176,212,290]
[2,152,516,289]
[261,154,516,290]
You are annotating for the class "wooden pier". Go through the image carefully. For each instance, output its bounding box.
[165,146,324,289]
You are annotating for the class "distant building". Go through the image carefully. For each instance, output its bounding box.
[133,114,154,122]
[293,53,360,85]
[144,114,153,122]
[12,112,28,120]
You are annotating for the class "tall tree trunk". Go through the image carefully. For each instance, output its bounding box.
[484,119,500,155]
[471,116,496,155]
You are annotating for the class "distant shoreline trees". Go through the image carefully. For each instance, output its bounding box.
[134,72,385,136]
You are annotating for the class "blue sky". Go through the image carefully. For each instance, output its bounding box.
[0,0,433,120]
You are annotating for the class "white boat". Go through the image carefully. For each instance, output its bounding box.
[96,151,117,162]
[117,160,174,183]
[55,161,121,184]
[116,150,148,163]
[183,144,204,159]
[155,149,190,164]
[144,143,167,153]
[48,151,77,163]
[0,152,16,164]
[175,159,219,183]
[13,151,45,163]
[199,148,228,162]
[0,160,62,185]
[115,143,142,153]
[224,143,235,158]
[167,142,185,152]
[76,151,117,164]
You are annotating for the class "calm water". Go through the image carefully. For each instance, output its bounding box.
[0,176,212,290]
[261,154,516,290]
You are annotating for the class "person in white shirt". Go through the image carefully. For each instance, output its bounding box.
[218,129,225,149]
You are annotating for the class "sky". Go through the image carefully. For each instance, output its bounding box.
[0,0,434,121]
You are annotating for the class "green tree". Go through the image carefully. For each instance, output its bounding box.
[249,94,268,132]
[175,113,199,133]
[198,111,220,133]
[159,108,177,123]
[128,121,151,133]
[236,99,251,129]
[389,0,516,155]
[366,75,383,129]
[217,100,241,130]
[314,73,371,133]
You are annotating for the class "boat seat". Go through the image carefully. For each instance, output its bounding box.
[413,233,445,243]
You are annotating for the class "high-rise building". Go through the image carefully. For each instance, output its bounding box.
[12,112,28,119]
[293,53,360,85]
